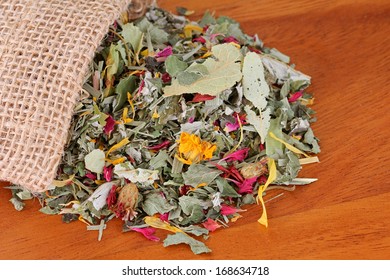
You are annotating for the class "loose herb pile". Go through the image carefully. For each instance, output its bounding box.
[8,6,320,254]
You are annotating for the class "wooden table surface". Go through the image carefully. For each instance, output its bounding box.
[0,0,389,260]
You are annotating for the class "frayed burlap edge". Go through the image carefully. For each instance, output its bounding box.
[0,0,138,192]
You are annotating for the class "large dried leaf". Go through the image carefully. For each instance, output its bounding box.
[163,44,242,96]
[242,52,271,144]
[163,232,211,255]
[182,164,222,187]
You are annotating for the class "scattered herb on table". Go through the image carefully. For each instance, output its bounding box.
[8,5,320,254]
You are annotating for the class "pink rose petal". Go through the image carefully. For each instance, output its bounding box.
[159,212,169,222]
[131,227,160,242]
[210,33,223,41]
[156,46,173,58]
[228,177,258,194]
[224,113,246,133]
[288,90,303,103]
[220,204,239,216]
[202,218,221,232]
[103,166,113,182]
[222,148,250,162]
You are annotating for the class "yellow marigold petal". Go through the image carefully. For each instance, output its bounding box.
[105,157,127,165]
[176,132,216,165]
[152,109,160,119]
[144,216,183,233]
[78,215,91,226]
[269,132,309,158]
[51,174,75,187]
[231,213,243,222]
[229,42,241,49]
[140,49,149,57]
[184,24,203,38]
[189,182,207,191]
[200,51,212,59]
[106,138,130,156]
[202,143,216,160]
[129,70,143,76]
[300,98,315,106]
[122,107,133,124]
[175,154,193,165]
[257,158,277,227]
[94,180,106,185]
[80,110,92,117]
[127,92,135,119]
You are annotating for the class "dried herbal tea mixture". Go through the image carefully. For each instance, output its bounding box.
[8,5,320,254]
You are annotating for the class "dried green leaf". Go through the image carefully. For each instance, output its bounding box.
[149,150,170,169]
[39,206,59,215]
[84,149,105,174]
[121,23,144,54]
[136,18,168,45]
[182,164,222,187]
[165,55,188,77]
[180,225,209,236]
[16,189,33,200]
[143,191,176,216]
[242,52,271,143]
[163,232,211,255]
[163,44,242,96]
[114,75,137,112]
[216,177,240,198]
[9,198,25,211]
[245,105,271,145]
[261,55,311,85]
[106,44,120,83]
[114,164,159,185]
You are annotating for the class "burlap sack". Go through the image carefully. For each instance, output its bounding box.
[0,0,150,192]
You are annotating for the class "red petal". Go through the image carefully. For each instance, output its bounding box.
[106,185,117,208]
[162,72,171,83]
[85,172,96,180]
[223,36,240,44]
[104,115,116,135]
[146,140,171,151]
[191,93,216,102]
[192,36,206,44]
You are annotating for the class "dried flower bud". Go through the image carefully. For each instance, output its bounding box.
[240,158,268,179]
[115,183,139,221]
[126,0,152,21]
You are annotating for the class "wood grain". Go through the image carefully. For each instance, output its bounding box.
[1,0,389,259]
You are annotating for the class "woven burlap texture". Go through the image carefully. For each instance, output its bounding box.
[0,0,132,192]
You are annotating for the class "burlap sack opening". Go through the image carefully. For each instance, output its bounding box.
[0,0,151,192]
